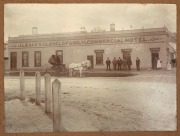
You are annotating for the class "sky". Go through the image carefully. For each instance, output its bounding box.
[4,4,176,42]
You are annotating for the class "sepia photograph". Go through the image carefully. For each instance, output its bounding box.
[4,4,177,132]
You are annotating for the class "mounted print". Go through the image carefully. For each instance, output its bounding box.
[4,4,176,132]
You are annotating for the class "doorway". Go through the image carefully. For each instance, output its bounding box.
[150,48,160,69]
[11,52,17,70]
[123,51,131,60]
[151,53,159,69]
[87,55,94,69]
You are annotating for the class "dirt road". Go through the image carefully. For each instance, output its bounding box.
[4,72,176,132]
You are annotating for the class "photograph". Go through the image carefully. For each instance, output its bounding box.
[4,4,176,132]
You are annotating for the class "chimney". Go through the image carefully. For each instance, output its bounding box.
[110,23,115,32]
[32,27,38,34]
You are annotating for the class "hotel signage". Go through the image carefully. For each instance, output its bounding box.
[9,35,165,48]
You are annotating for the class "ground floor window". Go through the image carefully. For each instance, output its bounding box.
[56,50,63,63]
[22,51,29,67]
[34,51,41,67]
[95,50,104,65]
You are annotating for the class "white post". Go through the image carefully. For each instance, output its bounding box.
[45,73,51,113]
[52,79,62,132]
[20,70,25,100]
[35,71,41,105]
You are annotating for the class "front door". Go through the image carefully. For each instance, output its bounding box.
[151,53,159,69]
[11,52,17,70]
[87,55,94,69]
[123,51,131,60]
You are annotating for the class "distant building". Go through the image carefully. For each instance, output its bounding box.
[6,25,176,71]
[4,43,9,71]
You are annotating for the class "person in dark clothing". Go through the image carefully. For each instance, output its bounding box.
[123,58,127,70]
[127,58,132,70]
[154,57,158,69]
[136,57,140,71]
[112,57,117,70]
[106,58,111,71]
[56,55,62,65]
[117,57,122,70]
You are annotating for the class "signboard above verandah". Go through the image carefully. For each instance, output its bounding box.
[9,35,166,48]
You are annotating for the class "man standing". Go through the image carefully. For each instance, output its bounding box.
[127,58,132,70]
[117,57,122,70]
[153,57,158,69]
[123,58,127,70]
[136,57,140,71]
[113,57,117,70]
[106,58,111,71]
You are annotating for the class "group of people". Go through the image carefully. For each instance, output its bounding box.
[106,57,141,71]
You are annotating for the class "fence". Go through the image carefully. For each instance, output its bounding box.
[19,70,62,131]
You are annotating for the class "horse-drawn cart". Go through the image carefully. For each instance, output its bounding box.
[47,55,91,77]
[48,55,68,76]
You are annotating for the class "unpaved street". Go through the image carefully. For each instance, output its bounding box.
[4,71,176,132]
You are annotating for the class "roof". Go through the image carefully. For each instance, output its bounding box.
[8,27,169,43]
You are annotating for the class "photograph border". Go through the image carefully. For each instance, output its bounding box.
[0,0,179,136]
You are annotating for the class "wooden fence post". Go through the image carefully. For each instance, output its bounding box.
[45,73,51,113]
[52,79,61,132]
[35,71,41,105]
[20,70,25,100]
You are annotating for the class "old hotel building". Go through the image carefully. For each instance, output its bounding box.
[4,24,176,71]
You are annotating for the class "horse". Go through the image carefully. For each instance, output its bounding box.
[68,60,91,77]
